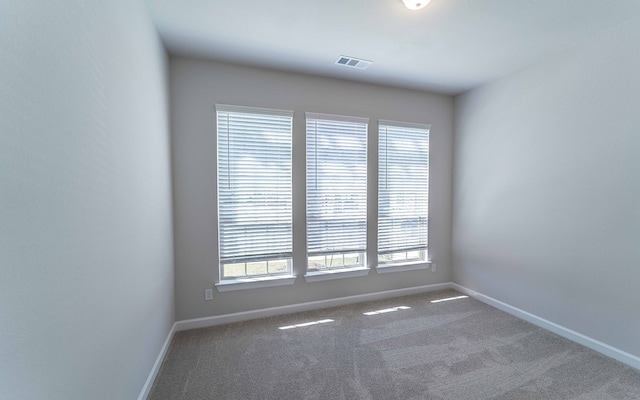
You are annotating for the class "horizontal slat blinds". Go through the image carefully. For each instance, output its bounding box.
[378,121,430,255]
[216,105,293,265]
[306,113,368,256]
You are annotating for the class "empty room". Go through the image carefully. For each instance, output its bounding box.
[2,0,640,399]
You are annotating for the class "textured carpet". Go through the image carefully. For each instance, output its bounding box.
[149,290,640,399]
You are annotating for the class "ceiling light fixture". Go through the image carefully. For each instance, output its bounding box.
[402,0,431,10]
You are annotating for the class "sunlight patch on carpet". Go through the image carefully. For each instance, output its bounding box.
[431,295,469,303]
[278,319,334,330]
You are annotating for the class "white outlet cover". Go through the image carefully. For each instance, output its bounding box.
[204,288,214,300]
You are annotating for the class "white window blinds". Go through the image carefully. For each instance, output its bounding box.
[378,120,430,256]
[216,105,293,270]
[306,113,368,258]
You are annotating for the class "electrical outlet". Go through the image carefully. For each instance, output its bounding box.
[431,263,437,272]
[204,288,213,301]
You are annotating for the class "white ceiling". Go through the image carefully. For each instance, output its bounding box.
[149,0,640,95]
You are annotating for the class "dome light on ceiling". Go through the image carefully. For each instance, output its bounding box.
[402,0,431,10]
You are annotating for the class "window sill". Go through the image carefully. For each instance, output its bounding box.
[304,267,369,282]
[376,261,431,274]
[215,275,296,292]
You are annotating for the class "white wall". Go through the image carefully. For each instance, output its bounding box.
[0,1,174,399]
[453,18,640,358]
[171,58,454,320]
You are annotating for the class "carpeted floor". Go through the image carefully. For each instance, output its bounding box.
[149,290,640,399]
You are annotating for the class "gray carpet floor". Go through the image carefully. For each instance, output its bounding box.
[149,290,640,399]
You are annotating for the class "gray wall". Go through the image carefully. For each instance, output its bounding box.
[453,17,640,357]
[171,58,454,320]
[0,1,174,399]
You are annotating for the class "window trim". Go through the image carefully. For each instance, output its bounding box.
[305,112,369,125]
[215,275,297,292]
[304,267,369,282]
[376,119,431,268]
[376,261,432,274]
[216,104,294,282]
[213,107,437,288]
[305,112,370,274]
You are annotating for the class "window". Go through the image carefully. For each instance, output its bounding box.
[306,113,368,271]
[216,105,293,280]
[378,120,430,265]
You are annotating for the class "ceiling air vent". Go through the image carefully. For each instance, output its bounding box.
[335,56,372,70]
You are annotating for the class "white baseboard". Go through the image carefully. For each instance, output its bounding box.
[175,282,451,331]
[450,283,640,371]
[137,322,177,400]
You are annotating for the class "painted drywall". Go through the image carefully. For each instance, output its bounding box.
[171,58,454,320]
[453,17,640,357]
[0,1,174,399]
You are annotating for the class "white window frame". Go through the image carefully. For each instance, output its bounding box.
[377,120,431,271]
[305,112,369,280]
[215,104,295,287]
